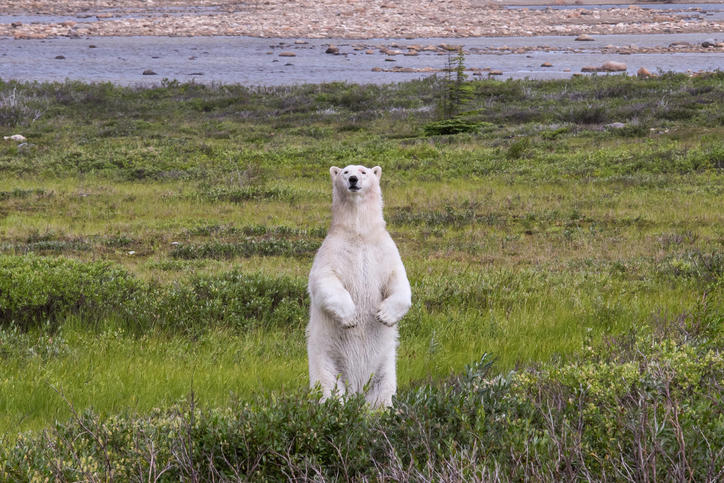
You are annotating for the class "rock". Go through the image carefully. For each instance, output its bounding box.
[669,41,691,48]
[3,134,27,142]
[637,67,654,78]
[278,51,296,57]
[605,122,626,129]
[384,58,395,62]
[372,67,383,72]
[55,55,65,60]
[365,49,375,54]
[541,62,552,67]
[575,34,595,41]
[489,70,503,76]
[439,43,462,52]
[294,40,308,44]
[601,61,627,72]
[142,70,157,75]
[11,22,22,28]
[581,66,599,72]
[89,44,97,48]
[701,39,717,48]
[325,45,339,54]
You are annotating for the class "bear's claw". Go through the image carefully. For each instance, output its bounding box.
[376,310,397,327]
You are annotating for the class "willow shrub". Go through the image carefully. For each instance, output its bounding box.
[3,302,721,481]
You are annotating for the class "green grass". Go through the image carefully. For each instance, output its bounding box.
[0,73,722,452]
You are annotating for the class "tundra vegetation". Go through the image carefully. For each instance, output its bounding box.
[0,73,722,480]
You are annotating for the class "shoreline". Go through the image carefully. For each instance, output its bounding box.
[1,1,722,40]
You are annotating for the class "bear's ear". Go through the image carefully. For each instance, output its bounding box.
[330,166,341,177]
[372,166,382,179]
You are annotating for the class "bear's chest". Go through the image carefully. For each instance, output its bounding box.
[334,241,389,298]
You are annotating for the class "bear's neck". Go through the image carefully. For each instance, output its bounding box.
[330,196,386,237]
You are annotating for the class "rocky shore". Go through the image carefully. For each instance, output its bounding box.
[2,0,722,40]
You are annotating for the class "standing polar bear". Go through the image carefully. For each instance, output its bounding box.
[307,164,411,407]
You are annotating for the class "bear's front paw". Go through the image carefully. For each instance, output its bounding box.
[330,299,356,328]
[376,306,398,327]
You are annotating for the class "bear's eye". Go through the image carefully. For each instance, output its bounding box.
[343,170,348,174]
[360,170,366,174]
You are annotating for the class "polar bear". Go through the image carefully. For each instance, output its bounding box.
[307,164,411,407]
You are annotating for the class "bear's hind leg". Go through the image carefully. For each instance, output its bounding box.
[365,359,397,408]
[309,353,347,402]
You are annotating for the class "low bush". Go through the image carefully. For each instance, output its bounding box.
[0,255,308,333]
[170,239,320,259]
[3,308,721,481]
[0,255,143,330]
[423,118,487,136]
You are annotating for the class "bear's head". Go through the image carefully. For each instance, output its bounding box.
[330,164,382,204]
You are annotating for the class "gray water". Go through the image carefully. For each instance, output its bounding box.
[0,33,721,85]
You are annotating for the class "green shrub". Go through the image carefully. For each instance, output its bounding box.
[170,239,320,259]
[0,255,143,330]
[200,186,296,203]
[0,255,308,333]
[423,118,483,136]
[3,316,722,481]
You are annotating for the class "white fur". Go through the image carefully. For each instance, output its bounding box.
[307,164,411,407]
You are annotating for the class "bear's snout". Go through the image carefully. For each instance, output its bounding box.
[348,176,360,191]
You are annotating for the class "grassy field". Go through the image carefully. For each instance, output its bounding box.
[0,73,722,479]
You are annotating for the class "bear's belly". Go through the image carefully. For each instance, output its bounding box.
[336,247,386,317]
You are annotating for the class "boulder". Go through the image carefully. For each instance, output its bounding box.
[575,34,595,41]
[325,45,339,54]
[601,61,626,72]
[637,67,654,78]
[541,62,552,67]
[142,70,157,75]
[278,51,296,57]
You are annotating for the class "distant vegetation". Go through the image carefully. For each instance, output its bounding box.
[1,73,722,479]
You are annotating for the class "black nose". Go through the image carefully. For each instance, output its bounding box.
[349,176,358,184]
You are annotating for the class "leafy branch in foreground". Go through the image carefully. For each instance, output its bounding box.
[3,300,721,481]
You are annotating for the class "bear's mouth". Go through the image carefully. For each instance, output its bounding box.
[348,185,361,192]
